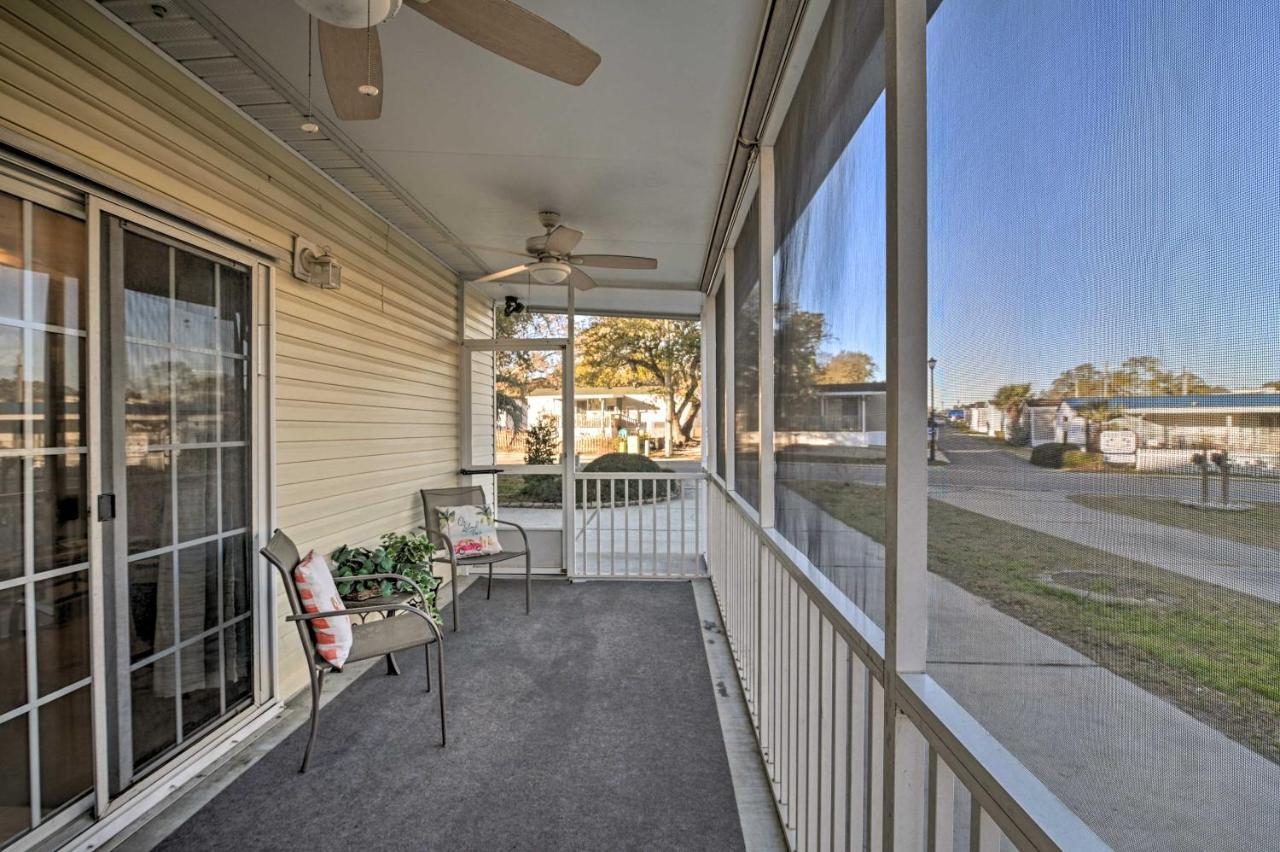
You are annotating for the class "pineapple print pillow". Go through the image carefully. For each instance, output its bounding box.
[436,504,502,558]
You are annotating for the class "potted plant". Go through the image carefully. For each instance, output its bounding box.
[330,531,440,620]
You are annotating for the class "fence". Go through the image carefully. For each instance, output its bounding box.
[573,472,705,578]
[706,478,1106,851]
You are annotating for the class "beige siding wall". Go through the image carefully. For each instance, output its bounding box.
[0,0,489,700]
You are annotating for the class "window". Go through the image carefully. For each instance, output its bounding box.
[924,1,1280,847]
[771,0,887,625]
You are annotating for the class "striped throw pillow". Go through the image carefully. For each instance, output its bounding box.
[294,551,353,669]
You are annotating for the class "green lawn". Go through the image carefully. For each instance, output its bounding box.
[1069,494,1280,551]
[788,479,1280,763]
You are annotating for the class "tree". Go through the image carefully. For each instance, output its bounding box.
[820,351,878,384]
[1266,380,1280,392]
[494,309,564,430]
[1047,363,1106,398]
[1075,400,1123,452]
[524,414,559,465]
[992,382,1031,414]
[576,317,702,452]
[1048,356,1225,398]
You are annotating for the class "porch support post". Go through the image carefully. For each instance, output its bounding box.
[564,281,577,575]
[722,248,736,492]
[757,145,776,529]
[883,0,930,848]
[702,285,716,474]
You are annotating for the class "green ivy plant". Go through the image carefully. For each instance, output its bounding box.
[330,531,440,621]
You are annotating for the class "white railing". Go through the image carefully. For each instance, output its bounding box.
[706,478,1107,851]
[573,472,705,578]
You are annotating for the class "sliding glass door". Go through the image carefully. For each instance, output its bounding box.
[100,214,257,792]
[0,161,270,850]
[0,186,93,847]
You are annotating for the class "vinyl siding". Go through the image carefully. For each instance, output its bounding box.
[0,0,489,700]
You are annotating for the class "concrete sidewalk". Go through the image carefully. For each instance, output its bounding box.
[776,487,1280,852]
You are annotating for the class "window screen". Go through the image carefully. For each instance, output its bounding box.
[733,195,761,510]
[714,283,727,479]
[772,0,887,625]
[925,0,1280,848]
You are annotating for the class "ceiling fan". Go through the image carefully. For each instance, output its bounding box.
[295,0,602,121]
[463,212,658,291]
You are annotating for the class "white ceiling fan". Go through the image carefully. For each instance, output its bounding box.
[464,212,658,291]
[295,0,601,121]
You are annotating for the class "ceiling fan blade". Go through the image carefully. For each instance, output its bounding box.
[469,263,531,284]
[569,254,658,270]
[405,0,601,86]
[570,268,597,291]
[544,225,583,255]
[317,21,383,120]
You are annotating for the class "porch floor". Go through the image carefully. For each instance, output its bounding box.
[151,579,746,851]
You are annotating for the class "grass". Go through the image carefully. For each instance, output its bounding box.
[1068,494,1280,551]
[788,479,1280,763]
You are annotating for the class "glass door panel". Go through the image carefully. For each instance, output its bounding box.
[102,216,254,791]
[0,189,92,846]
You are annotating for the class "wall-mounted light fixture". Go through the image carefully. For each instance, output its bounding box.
[293,236,342,289]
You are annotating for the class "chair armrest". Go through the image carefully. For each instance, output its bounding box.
[494,518,531,548]
[332,572,433,604]
[288,603,444,641]
[423,529,456,562]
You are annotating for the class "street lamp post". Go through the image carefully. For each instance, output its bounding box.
[927,357,938,462]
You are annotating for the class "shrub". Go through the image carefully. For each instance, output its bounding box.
[1062,450,1104,471]
[579,452,672,504]
[1029,442,1081,469]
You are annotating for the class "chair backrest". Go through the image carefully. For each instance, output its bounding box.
[260,528,322,667]
[420,486,487,533]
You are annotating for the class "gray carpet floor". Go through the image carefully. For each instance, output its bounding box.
[155,579,745,851]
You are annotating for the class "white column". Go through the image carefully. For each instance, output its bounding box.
[884,0,930,848]
[758,146,777,529]
[702,289,716,473]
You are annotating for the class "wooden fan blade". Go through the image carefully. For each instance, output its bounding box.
[570,267,597,291]
[317,21,383,121]
[544,225,583,255]
[470,263,531,284]
[406,0,601,86]
[569,254,658,270]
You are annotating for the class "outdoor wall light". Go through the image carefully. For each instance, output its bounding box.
[503,295,526,316]
[293,236,343,289]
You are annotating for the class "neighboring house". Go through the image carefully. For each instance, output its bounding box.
[525,386,669,442]
[965,402,1005,437]
[1016,393,1280,470]
[776,382,887,447]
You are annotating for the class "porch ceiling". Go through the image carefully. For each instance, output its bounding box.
[100,0,766,306]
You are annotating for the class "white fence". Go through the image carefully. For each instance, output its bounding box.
[706,480,1106,851]
[573,472,705,578]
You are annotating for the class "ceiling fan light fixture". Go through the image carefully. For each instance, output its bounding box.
[528,260,571,285]
[300,120,320,133]
[357,83,380,97]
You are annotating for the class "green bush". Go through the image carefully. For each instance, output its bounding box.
[579,452,672,504]
[1029,442,1081,469]
[1062,450,1104,471]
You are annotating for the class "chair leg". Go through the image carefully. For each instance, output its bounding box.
[424,639,432,693]
[300,667,325,773]
[385,609,402,675]
[433,638,446,747]
[450,558,459,632]
[486,562,494,599]
[525,550,531,614]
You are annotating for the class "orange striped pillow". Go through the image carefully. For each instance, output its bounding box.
[294,550,353,669]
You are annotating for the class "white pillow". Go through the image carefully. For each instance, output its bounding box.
[293,551,353,669]
[436,504,502,558]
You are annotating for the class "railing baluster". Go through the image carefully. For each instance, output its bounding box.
[609,475,616,577]
[595,479,602,576]
[970,801,1001,852]
[665,476,672,576]
[929,748,955,852]
[623,477,630,575]
[869,677,885,852]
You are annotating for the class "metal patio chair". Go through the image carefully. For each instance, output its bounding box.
[420,486,531,632]
[260,529,446,773]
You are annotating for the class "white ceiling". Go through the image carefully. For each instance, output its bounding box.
[195,0,766,300]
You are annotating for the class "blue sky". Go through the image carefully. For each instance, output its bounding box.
[785,0,1280,405]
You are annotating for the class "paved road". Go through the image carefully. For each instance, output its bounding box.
[775,487,1280,852]
[779,427,1280,603]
